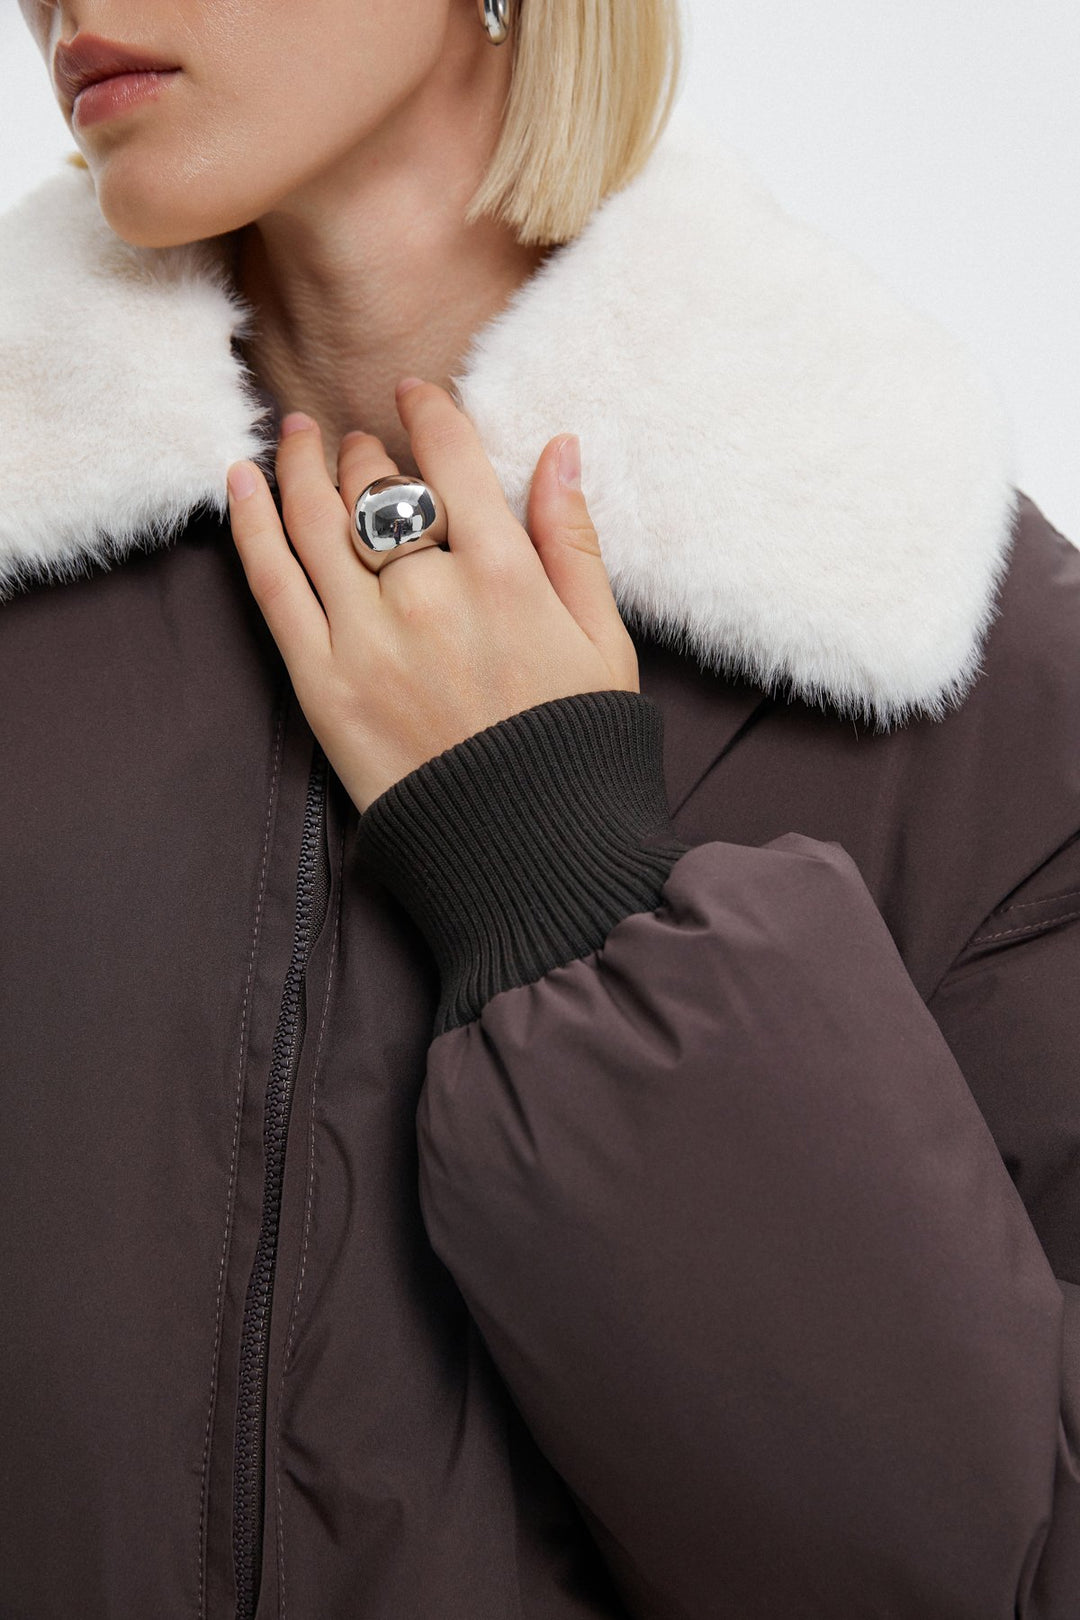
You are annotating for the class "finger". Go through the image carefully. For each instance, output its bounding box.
[337,429,400,523]
[227,460,332,667]
[526,434,637,675]
[393,378,524,566]
[275,413,375,610]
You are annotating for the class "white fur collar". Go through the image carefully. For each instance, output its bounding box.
[0,106,1018,727]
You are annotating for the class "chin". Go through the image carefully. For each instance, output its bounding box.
[91,155,251,251]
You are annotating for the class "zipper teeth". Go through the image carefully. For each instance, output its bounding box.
[233,743,330,1620]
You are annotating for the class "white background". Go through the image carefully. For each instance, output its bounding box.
[2,1,1077,542]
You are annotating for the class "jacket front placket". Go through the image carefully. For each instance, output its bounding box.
[198,676,340,1620]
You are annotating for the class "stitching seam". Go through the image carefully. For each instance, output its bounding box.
[998,886,1080,913]
[274,810,345,1620]
[971,906,1080,945]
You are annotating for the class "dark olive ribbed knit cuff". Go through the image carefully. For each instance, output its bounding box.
[353,689,692,1036]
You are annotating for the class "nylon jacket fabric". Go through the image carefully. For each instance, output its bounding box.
[1,486,1079,1618]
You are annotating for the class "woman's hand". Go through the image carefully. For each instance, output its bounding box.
[226,378,639,815]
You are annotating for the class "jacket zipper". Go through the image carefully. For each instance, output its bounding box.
[233,737,332,1620]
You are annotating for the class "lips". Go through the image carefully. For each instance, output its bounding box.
[53,34,180,109]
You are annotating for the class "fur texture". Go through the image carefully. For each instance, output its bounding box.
[0,106,1019,728]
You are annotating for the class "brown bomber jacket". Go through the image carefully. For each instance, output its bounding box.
[1,110,1078,1619]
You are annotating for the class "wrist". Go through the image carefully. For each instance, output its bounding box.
[354,688,691,1035]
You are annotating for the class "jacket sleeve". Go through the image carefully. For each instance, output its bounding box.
[353,686,1080,1620]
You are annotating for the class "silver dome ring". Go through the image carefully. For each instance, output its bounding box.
[351,476,449,574]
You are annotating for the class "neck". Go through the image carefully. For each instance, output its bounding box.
[228,33,553,481]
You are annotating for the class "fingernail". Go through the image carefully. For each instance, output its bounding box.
[280,412,316,437]
[396,376,425,399]
[228,462,259,500]
[558,435,581,491]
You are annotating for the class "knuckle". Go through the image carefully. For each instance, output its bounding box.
[381,561,440,622]
[251,565,292,609]
[473,547,529,594]
[414,415,466,462]
[394,588,439,628]
[560,515,602,557]
[404,391,463,447]
[281,484,331,534]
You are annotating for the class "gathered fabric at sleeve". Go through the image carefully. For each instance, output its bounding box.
[354,686,1080,1620]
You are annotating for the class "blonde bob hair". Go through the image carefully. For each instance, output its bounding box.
[466,0,686,246]
[67,0,685,249]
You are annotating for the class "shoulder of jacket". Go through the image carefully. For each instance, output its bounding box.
[966,493,1080,754]
[871,492,1080,977]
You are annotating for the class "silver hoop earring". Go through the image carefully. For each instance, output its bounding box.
[477,0,511,45]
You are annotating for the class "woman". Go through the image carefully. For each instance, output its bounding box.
[2,1,1077,1615]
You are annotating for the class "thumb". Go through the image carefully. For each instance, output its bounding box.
[526,434,628,660]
